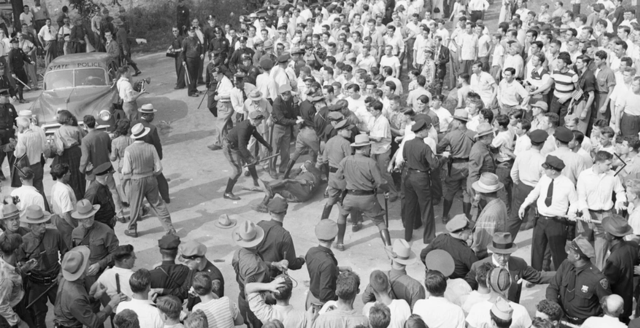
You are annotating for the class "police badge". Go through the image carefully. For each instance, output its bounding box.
[581,285,589,293]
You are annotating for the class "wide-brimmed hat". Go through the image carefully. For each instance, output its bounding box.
[472,173,504,193]
[488,232,518,254]
[248,90,263,101]
[425,249,454,277]
[233,220,265,247]
[215,214,237,229]
[453,109,470,122]
[131,123,151,140]
[602,215,633,237]
[390,239,417,265]
[474,123,495,139]
[140,104,157,114]
[62,246,91,281]
[71,199,100,219]
[351,134,372,147]
[2,203,20,219]
[20,205,51,224]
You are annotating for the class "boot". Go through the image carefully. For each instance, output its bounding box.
[442,199,453,223]
[463,202,472,220]
[335,222,347,251]
[223,178,241,200]
[254,195,270,213]
[320,204,333,220]
[282,159,297,179]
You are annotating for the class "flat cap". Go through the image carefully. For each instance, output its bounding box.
[158,234,181,250]
[267,197,288,214]
[529,130,549,144]
[554,127,573,143]
[179,241,207,258]
[542,155,566,171]
[315,219,339,240]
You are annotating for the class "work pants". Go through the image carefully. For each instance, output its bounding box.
[496,161,513,215]
[372,149,397,195]
[122,100,139,121]
[289,127,319,165]
[550,95,570,126]
[620,112,640,138]
[127,175,174,233]
[28,280,58,328]
[26,61,37,88]
[402,169,435,243]
[531,216,568,271]
[157,173,170,203]
[444,162,470,202]
[507,182,534,239]
[577,210,612,270]
[461,59,474,75]
[223,139,256,181]
[470,10,483,22]
[270,124,292,173]
[449,50,459,88]
[105,171,124,217]
[122,51,140,72]
[197,56,205,83]
[339,193,386,230]
[186,56,200,96]
[44,40,57,67]
[213,102,234,147]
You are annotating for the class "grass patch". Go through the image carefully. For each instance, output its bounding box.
[126,0,248,54]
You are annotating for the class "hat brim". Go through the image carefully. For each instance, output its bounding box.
[249,96,262,101]
[62,246,91,282]
[392,251,418,265]
[140,108,158,113]
[233,225,265,247]
[453,116,469,122]
[215,218,238,229]
[131,127,151,140]
[488,244,519,254]
[604,224,634,237]
[474,130,494,139]
[350,141,372,147]
[20,211,52,224]
[472,181,505,193]
[71,205,101,219]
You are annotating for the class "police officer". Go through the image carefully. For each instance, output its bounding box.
[207,26,229,64]
[420,214,477,279]
[468,122,497,209]
[222,110,272,200]
[238,55,260,86]
[149,234,191,302]
[546,236,612,325]
[229,36,255,74]
[7,38,31,103]
[179,240,225,309]
[437,109,475,220]
[335,134,391,251]
[168,26,185,89]
[182,26,203,97]
[255,197,306,278]
[320,119,352,220]
[18,205,68,328]
[0,91,17,182]
[402,118,440,243]
[0,63,15,100]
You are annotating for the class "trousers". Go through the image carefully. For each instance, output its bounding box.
[577,210,612,270]
[213,102,234,147]
[507,182,534,239]
[174,56,186,88]
[531,217,568,271]
[28,280,58,328]
[271,124,292,173]
[372,149,397,195]
[186,57,200,95]
[402,169,435,243]
[127,175,174,233]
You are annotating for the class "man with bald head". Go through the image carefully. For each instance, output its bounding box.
[581,295,627,328]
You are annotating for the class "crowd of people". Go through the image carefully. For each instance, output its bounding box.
[3,0,640,327]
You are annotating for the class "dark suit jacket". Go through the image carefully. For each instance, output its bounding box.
[132,119,163,160]
[464,255,554,303]
[434,46,449,78]
[79,130,112,173]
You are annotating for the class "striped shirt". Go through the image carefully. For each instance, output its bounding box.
[192,296,240,328]
[121,141,162,179]
[552,69,578,99]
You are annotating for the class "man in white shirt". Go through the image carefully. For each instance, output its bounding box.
[368,101,398,201]
[470,62,496,109]
[459,21,478,75]
[497,68,529,114]
[362,270,411,328]
[581,295,628,328]
[10,167,45,217]
[116,269,164,328]
[413,264,466,328]
[96,245,136,300]
[116,66,146,121]
[37,18,56,66]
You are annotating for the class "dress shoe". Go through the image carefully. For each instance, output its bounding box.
[124,229,138,238]
[133,71,142,76]
[189,94,199,97]
[334,243,345,251]
[208,144,222,151]
[116,216,130,223]
[352,222,362,232]
[224,192,241,200]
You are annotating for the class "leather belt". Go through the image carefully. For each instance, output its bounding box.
[589,208,611,213]
[28,273,58,285]
[347,189,375,195]
[329,166,338,173]
[450,158,469,163]
[408,168,429,174]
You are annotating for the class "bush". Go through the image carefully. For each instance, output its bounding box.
[126,0,247,53]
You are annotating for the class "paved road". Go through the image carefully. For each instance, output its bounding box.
[10,3,548,325]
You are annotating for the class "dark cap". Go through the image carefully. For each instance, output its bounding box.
[260,58,274,70]
[9,38,18,44]
[238,36,248,42]
[411,117,433,132]
[542,155,566,171]
[568,236,595,258]
[267,197,288,214]
[277,54,291,64]
[93,162,113,176]
[158,234,181,250]
[554,127,573,143]
[334,120,348,130]
[335,99,349,110]
[249,111,265,120]
[529,130,549,144]
[327,112,344,120]
[234,72,245,80]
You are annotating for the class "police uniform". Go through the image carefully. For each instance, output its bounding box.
[149,234,191,302]
[420,215,478,279]
[282,95,322,179]
[436,111,475,219]
[179,241,225,310]
[305,220,340,309]
[320,119,352,220]
[335,134,391,250]
[0,93,17,181]
[546,238,612,325]
[169,34,186,89]
[7,39,31,102]
[228,37,255,74]
[182,28,203,96]
[208,34,230,65]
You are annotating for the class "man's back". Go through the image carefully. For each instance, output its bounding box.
[116,298,164,328]
[413,297,465,328]
[312,308,369,328]
[80,130,111,172]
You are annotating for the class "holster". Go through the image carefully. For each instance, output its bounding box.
[338,189,348,205]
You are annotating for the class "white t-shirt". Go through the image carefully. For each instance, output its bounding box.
[96,266,135,299]
[466,300,532,328]
[491,129,515,162]
[51,181,76,216]
[380,55,401,76]
[413,297,465,328]
[116,299,164,328]
[11,186,45,218]
[470,72,496,108]
[363,299,411,328]
[432,107,453,133]
[461,291,491,315]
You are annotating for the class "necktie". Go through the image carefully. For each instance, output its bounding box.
[545,179,554,207]
[241,88,247,101]
[565,266,577,302]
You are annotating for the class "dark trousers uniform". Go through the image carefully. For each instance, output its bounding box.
[270,124,292,173]
[531,216,568,271]
[174,56,186,89]
[13,68,28,101]
[186,56,200,95]
[496,160,513,214]
[28,275,58,328]
[223,138,259,184]
[402,168,435,243]
[339,192,386,230]
[507,182,535,239]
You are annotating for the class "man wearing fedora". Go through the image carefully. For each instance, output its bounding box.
[363,239,426,310]
[508,129,548,239]
[84,162,118,229]
[467,122,496,206]
[244,89,272,164]
[222,110,272,200]
[232,220,276,328]
[71,199,119,294]
[546,236,612,325]
[149,234,191,302]
[470,172,507,258]
[319,119,352,220]
[230,72,256,123]
[519,155,577,273]
[270,83,301,179]
[420,214,477,280]
[0,203,29,235]
[255,197,306,278]
[122,123,176,237]
[132,104,171,204]
[17,205,68,328]
[79,115,125,219]
[601,215,639,323]
[335,134,392,251]
[437,109,476,220]
[465,232,553,303]
[402,118,439,243]
[54,246,127,328]
[179,240,225,309]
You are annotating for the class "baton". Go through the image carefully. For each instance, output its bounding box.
[183,62,191,86]
[558,215,602,225]
[115,273,121,294]
[13,76,32,90]
[197,85,209,109]
[26,282,58,309]
[243,152,280,167]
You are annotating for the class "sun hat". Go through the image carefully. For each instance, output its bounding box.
[61,246,91,281]
[215,214,237,229]
[233,220,265,248]
[20,205,51,224]
[389,239,417,265]
[71,199,100,220]
[131,123,150,140]
[472,173,504,193]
